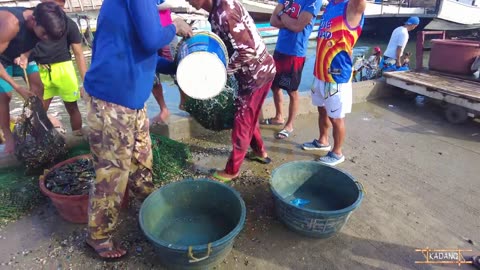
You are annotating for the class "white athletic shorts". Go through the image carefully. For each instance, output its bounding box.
[311,78,353,119]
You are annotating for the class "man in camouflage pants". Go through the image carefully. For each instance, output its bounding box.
[83,0,192,259]
[188,0,277,182]
[86,98,154,235]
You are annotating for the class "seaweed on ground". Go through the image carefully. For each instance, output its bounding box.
[0,167,45,221]
[151,134,191,185]
[0,135,191,223]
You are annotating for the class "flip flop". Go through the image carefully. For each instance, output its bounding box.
[260,118,284,126]
[245,152,272,164]
[275,129,293,139]
[211,171,236,184]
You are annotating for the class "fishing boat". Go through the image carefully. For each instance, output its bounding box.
[246,0,480,36]
[2,0,479,47]
[425,0,480,31]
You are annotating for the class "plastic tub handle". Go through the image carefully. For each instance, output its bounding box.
[355,181,367,195]
[188,243,212,263]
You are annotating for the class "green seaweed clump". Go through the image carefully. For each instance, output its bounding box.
[185,76,238,131]
[151,134,191,184]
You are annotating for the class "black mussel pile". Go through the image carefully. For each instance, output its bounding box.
[45,158,95,195]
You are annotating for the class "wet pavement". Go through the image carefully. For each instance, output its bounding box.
[0,95,479,269]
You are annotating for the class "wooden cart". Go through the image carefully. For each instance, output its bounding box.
[384,30,480,124]
[384,70,480,124]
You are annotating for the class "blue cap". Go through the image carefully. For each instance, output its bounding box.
[405,16,420,25]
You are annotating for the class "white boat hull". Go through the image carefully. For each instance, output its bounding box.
[437,0,480,25]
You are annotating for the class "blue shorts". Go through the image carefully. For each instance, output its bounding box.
[156,56,176,75]
[0,61,39,93]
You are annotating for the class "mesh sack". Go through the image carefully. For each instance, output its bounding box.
[13,96,67,173]
[184,76,238,131]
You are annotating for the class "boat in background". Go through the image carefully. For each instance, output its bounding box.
[1,0,478,49]
[425,0,480,31]
[245,0,480,35]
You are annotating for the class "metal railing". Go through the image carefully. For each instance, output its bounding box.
[415,30,446,71]
[373,0,441,15]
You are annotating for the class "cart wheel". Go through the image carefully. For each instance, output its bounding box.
[445,105,468,124]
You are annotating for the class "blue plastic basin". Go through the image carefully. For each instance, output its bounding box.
[139,179,246,269]
[270,161,364,238]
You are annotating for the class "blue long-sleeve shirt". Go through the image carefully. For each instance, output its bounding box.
[84,0,176,109]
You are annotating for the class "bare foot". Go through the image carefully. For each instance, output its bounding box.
[151,110,170,125]
[86,238,126,259]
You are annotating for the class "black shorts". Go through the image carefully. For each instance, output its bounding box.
[272,51,306,91]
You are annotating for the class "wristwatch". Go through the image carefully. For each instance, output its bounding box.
[277,10,284,17]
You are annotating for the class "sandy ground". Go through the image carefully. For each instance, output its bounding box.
[0,95,479,270]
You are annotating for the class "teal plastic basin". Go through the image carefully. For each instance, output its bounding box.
[270,161,364,238]
[139,179,246,270]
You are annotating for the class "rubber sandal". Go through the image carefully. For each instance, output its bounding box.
[245,152,272,164]
[86,239,127,261]
[275,129,293,139]
[211,171,236,184]
[260,118,284,126]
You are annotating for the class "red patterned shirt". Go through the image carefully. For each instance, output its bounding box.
[209,0,276,95]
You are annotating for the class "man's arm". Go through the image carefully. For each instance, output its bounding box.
[279,11,313,33]
[279,0,320,33]
[346,0,366,28]
[13,50,32,69]
[71,43,87,81]
[395,46,403,66]
[66,19,87,81]
[126,0,177,53]
[0,19,30,98]
[270,4,285,28]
